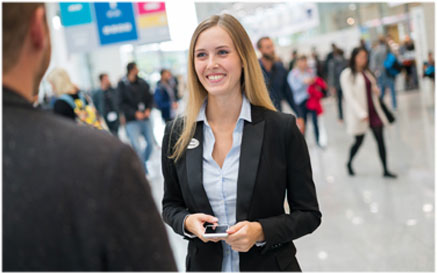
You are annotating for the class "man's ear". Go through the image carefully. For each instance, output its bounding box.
[29,7,47,50]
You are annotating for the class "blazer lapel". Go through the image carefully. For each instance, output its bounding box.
[185,122,215,216]
[236,106,265,221]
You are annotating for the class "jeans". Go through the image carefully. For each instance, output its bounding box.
[378,74,397,109]
[298,100,319,144]
[125,119,154,172]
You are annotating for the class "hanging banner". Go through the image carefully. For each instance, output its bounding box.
[59,2,171,54]
[59,2,93,27]
[135,2,171,44]
[94,2,139,45]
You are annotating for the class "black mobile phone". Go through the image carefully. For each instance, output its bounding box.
[203,224,229,238]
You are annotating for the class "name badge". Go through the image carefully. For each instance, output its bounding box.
[187,138,199,149]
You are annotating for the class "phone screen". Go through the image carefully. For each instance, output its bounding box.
[205,225,228,234]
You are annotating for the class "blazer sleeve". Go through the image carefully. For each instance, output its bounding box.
[102,144,177,270]
[257,115,321,252]
[161,120,191,238]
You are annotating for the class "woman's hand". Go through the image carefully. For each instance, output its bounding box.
[184,213,222,243]
[225,221,265,252]
[372,85,381,96]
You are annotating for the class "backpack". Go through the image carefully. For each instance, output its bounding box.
[59,92,107,131]
[384,52,402,77]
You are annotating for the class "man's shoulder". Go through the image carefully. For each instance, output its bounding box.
[5,106,128,157]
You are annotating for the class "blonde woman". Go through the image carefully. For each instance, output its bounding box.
[47,67,104,130]
[162,14,321,271]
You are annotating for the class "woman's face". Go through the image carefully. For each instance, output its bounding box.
[194,26,242,97]
[355,50,368,70]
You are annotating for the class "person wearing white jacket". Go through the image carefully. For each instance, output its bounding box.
[340,47,397,178]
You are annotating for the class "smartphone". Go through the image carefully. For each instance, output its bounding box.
[203,224,229,238]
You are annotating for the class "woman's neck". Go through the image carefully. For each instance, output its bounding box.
[206,91,243,127]
[355,66,365,72]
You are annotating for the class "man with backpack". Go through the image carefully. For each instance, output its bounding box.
[370,36,400,110]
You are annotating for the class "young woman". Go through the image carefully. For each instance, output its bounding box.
[161,14,321,271]
[340,47,397,178]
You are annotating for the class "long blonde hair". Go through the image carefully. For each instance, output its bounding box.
[46,67,76,96]
[171,14,276,161]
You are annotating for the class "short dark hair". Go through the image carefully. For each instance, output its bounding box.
[98,73,107,82]
[127,62,137,74]
[160,69,169,76]
[256,36,271,49]
[3,3,45,73]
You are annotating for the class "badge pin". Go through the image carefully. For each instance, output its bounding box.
[187,138,200,149]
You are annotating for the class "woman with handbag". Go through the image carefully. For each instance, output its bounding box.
[340,47,397,178]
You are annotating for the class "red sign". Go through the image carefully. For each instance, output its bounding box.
[136,2,165,15]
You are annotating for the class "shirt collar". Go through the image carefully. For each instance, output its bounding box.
[196,94,252,125]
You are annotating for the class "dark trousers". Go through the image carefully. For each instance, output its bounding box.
[336,88,344,121]
[298,100,319,144]
[348,126,388,172]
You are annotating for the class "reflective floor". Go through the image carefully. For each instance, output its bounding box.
[131,87,434,271]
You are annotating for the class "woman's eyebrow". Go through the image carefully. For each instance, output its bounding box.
[194,45,230,52]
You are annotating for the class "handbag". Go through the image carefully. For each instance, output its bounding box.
[379,98,395,123]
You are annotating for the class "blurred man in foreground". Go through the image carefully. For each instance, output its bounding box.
[3,3,176,271]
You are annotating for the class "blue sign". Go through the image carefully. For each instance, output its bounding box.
[59,3,93,27]
[94,3,138,46]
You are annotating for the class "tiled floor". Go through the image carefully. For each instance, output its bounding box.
[134,88,434,271]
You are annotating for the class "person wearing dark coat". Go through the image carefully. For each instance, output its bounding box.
[2,3,176,271]
[154,69,179,122]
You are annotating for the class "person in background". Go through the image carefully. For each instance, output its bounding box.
[340,47,397,178]
[118,62,155,174]
[370,36,398,110]
[288,55,321,146]
[47,67,105,130]
[3,3,176,271]
[423,51,435,81]
[162,14,321,271]
[328,47,347,121]
[288,49,298,72]
[324,43,338,77]
[257,37,304,131]
[400,35,418,90]
[309,47,324,79]
[92,73,121,136]
[154,68,179,122]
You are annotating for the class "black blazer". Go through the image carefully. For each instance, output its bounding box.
[162,105,322,271]
[3,87,176,271]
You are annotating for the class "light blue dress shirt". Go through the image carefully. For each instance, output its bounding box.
[287,68,315,105]
[195,94,251,272]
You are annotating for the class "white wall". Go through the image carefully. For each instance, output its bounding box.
[276,27,362,64]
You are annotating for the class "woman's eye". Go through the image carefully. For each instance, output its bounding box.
[196,52,206,58]
[218,50,229,55]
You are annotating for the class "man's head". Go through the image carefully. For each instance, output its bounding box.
[256,37,275,61]
[127,62,138,77]
[3,3,51,100]
[331,43,337,51]
[99,73,110,89]
[160,69,172,82]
